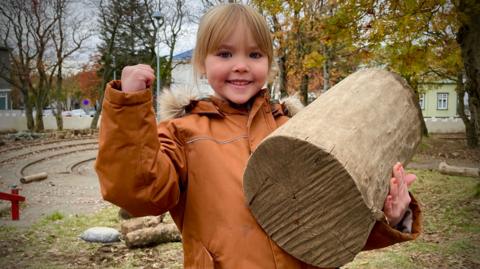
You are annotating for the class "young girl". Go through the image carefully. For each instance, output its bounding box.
[95,3,421,269]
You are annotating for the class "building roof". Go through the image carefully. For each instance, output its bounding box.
[173,49,193,61]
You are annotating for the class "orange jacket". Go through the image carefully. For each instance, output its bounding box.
[96,81,422,269]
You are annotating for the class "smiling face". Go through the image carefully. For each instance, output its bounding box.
[201,22,269,105]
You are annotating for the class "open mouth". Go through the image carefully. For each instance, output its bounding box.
[227,80,252,86]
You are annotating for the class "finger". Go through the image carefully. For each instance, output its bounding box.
[389,177,399,198]
[136,65,155,75]
[132,67,155,83]
[384,194,393,213]
[392,162,402,177]
[393,162,405,189]
[392,162,404,179]
[136,63,154,70]
[404,173,416,187]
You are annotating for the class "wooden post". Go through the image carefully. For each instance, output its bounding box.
[0,188,25,220]
[243,69,422,267]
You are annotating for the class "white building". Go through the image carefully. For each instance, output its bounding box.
[171,49,213,97]
[0,47,12,110]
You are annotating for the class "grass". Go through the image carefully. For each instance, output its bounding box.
[344,169,480,268]
[0,205,182,269]
[1,169,479,268]
[417,137,432,152]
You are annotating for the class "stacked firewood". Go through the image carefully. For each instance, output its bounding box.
[119,213,182,248]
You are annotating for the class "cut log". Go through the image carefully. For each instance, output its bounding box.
[120,215,164,235]
[20,172,48,184]
[439,161,480,177]
[243,69,422,267]
[124,223,181,248]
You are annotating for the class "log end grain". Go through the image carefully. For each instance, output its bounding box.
[244,136,377,267]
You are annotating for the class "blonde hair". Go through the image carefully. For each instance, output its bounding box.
[192,4,273,78]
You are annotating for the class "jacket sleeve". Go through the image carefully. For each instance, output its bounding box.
[362,193,422,250]
[95,81,187,217]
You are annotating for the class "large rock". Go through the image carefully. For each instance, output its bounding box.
[80,227,121,243]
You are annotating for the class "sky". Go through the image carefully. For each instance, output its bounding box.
[65,0,200,73]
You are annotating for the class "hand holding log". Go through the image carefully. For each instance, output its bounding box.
[384,162,416,226]
[243,69,422,267]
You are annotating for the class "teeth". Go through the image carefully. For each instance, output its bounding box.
[229,80,250,85]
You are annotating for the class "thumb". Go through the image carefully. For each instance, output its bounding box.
[404,173,416,187]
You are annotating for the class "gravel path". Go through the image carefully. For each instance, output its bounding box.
[0,135,107,228]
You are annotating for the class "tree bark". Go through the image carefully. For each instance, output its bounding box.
[323,45,331,92]
[457,0,480,148]
[278,54,288,98]
[405,76,429,137]
[243,69,422,267]
[271,14,288,98]
[23,91,34,131]
[299,74,309,105]
[456,73,478,147]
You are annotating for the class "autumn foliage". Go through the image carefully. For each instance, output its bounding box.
[76,64,102,105]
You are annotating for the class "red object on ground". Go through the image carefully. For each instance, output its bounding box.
[0,187,25,220]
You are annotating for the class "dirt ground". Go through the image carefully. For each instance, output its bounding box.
[410,133,480,169]
[0,131,479,268]
[1,132,478,225]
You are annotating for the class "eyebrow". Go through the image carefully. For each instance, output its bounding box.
[218,43,261,51]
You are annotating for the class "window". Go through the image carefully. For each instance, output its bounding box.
[419,94,425,110]
[0,92,7,110]
[437,92,448,110]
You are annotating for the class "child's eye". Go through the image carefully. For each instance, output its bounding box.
[217,51,232,58]
[250,52,263,59]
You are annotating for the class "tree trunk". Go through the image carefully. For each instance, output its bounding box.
[243,69,422,268]
[323,46,331,92]
[34,94,44,132]
[272,15,288,99]
[413,88,429,137]
[23,91,34,131]
[55,67,64,131]
[278,54,288,98]
[457,0,480,148]
[90,88,104,129]
[456,74,478,147]
[405,76,429,137]
[299,74,309,105]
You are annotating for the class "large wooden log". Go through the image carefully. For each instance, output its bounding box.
[120,215,163,235]
[244,69,422,267]
[438,161,480,177]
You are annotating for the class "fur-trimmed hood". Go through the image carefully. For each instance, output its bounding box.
[158,88,304,121]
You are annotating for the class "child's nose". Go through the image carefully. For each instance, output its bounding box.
[232,58,249,72]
